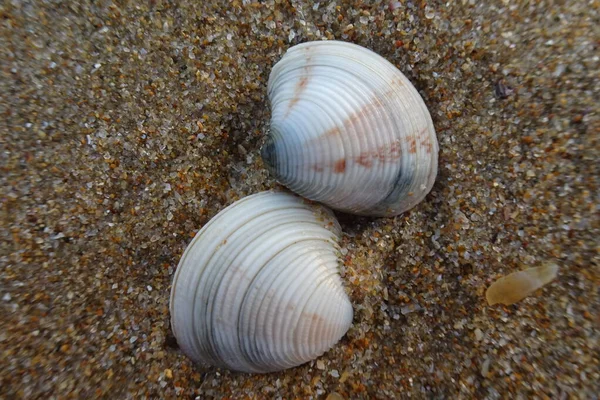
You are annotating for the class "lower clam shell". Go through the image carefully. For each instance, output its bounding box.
[169,191,353,373]
[262,40,439,216]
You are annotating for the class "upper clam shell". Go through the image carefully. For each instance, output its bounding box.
[169,191,353,373]
[262,40,439,216]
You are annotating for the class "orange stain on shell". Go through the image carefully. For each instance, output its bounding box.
[354,140,403,167]
[285,73,311,117]
[408,136,417,154]
[355,153,373,168]
[333,159,347,173]
[323,126,342,137]
[418,128,433,153]
[298,76,309,88]
[420,136,433,153]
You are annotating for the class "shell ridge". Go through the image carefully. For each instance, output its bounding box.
[290,273,351,363]
[247,248,339,371]
[187,196,313,367]
[306,274,351,358]
[271,253,342,367]
[206,219,337,367]
[234,237,338,369]
[240,245,336,371]
[170,191,353,372]
[265,41,438,216]
[172,191,289,366]
[193,205,313,367]
[206,218,333,370]
[272,71,389,207]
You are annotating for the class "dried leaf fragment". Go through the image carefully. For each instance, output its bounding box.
[486,264,559,305]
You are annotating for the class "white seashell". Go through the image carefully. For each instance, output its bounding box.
[169,191,353,373]
[262,40,439,216]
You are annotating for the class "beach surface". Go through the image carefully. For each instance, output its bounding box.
[1,0,598,398]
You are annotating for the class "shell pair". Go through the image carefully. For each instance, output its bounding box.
[170,41,439,373]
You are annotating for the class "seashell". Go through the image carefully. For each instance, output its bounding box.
[169,191,353,373]
[486,263,559,306]
[262,40,439,216]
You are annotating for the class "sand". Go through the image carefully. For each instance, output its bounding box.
[1,0,598,398]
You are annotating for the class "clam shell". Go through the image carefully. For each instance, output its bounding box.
[262,40,439,216]
[169,191,353,373]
